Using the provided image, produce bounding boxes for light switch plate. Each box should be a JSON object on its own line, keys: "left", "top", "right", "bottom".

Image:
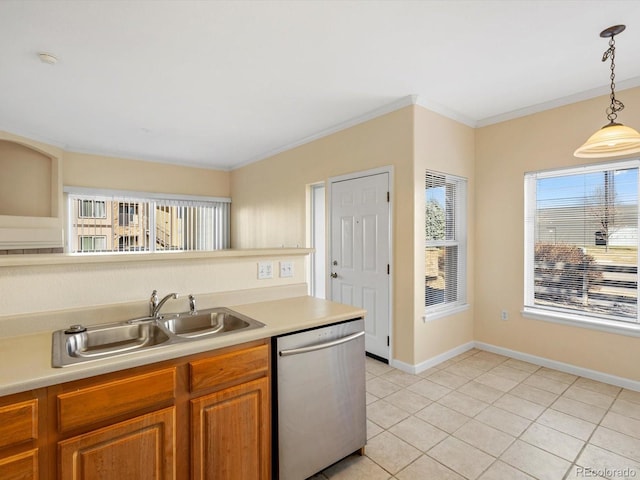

{"left": 280, "top": 261, "right": 294, "bottom": 278}
{"left": 258, "top": 261, "right": 273, "bottom": 279}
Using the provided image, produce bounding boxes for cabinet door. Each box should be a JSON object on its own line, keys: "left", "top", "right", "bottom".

{"left": 0, "top": 449, "right": 38, "bottom": 480}
{"left": 58, "top": 407, "right": 175, "bottom": 480}
{"left": 191, "top": 377, "right": 270, "bottom": 480}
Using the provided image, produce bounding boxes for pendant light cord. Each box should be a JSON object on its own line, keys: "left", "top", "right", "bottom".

{"left": 602, "top": 35, "right": 624, "bottom": 124}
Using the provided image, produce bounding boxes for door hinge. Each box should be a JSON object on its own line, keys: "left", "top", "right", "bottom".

{"left": 387, "top": 264, "right": 390, "bottom": 275}
{"left": 387, "top": 191, "right": 390, "bottom": 202}
{"left": 387, "top": 336, "right": 390, "bottom": 347}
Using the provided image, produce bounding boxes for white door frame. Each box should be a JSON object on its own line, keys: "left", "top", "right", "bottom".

{"left": 327, "top": 166, "right": 394, "bottom": 361}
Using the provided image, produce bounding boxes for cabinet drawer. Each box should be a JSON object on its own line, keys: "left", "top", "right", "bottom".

{"left": 190, "top": 344, "right": 268, "bottom": 393}
{"left": 0, "top": 449, "right": 38, "bottom": 480}
{"left": 58, "top": 367, "right": 176, "bottom": 433}
{"left": 0, "top": 400, "right": 37, "bottom": 449}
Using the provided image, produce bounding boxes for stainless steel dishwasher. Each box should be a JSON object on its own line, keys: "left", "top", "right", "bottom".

{"left": 274, "top": 318, "right": 366, "bottom": 480}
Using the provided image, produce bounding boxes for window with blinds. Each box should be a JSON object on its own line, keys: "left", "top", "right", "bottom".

{"left": 425, "top": 171, "right": 467, "bottom": 314}
{"left": 524, "top": 159, "right": 639, "bottom": 325}
{"left": 66, "top": 188, "right": 230, "bottom": 254}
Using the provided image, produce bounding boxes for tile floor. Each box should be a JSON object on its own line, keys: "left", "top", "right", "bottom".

{"left": 309, "top": 349, "right": 640, "bottom": 480}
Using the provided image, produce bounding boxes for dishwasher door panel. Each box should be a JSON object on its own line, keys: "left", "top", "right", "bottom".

{"left": 276, "top": 319, "right": 366, "bottom": 480}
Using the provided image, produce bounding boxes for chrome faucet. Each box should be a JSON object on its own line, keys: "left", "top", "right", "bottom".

{"left": 149, "top": 290, "right": 179, "bottom": 318}
{"left": 188, "top": 294, "right": 197, "bottom": 315}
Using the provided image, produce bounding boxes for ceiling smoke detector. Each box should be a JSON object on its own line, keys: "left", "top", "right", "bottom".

{"left": 38, "top": 52, "right": 58, "bottom": 65}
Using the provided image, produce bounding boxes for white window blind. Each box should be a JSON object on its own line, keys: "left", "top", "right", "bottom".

{"left": 425, "top": 171, "right": 467, "bottom": 314}
{"left": 66, "top": 188, "right": 230, "bottom": 254}
{"left": 524, "top": 159, "right": 639, "bottom": 325}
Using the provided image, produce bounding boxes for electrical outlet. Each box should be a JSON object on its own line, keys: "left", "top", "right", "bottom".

{"left": 501, "top": 310, "right": 509, "bottom": 321}
{"left": 280, "top": 261, "right": 294, "bottom": 278}
{"left": 258, "top": 261, "right": 273, "bottom": 280}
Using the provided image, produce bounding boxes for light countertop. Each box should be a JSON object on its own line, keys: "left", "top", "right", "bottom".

{"left": 0, "top": 296, "right": 365, "bottom": 397}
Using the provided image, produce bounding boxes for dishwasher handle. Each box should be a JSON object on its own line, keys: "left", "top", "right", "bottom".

{"left": 279, "top": 330, "right": 364, "bottom": 357}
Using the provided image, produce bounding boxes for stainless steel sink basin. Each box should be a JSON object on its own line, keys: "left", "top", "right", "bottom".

{"left": 52, "top": 307, "right": 265, "bottom": 367}
{"left": 161, "top": 308, "right": 265, "bottom": 339}
{"left": 53, "top": 321, "right": 171, "bottom": 366}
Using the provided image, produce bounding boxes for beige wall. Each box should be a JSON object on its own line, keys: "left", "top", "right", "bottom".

{"left": 413, "top": 107, "right": 476, "bottom": 365}
{"left": 232, "top": 107, "right": 416, "bottom": 363}
{"left": 64, "top": 151, "right": 230, "bottom": 197}
{"left": 475, "top": 86, "right": 640, "bottom": 381}
{"left": 231, "top": 105, "right": 475, "bottom": 366}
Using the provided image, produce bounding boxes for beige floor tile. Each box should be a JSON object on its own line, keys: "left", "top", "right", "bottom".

{"left": 500, "top": 440, "right": 571, "bottom": 480}
{"left": 427, "top": 436, "right": 495, "bottom": 480}
{"left": 406, "top": 378, "right": 452, "bottom": 401}
{"left": 367, "top": 377, "right": 404, "bottom": 398}
{"left": 366, "top": 371, "right": 376, "bottom": 382}
{"left": 473, "top": 351, "right": 509, "bottom": 363}
{"left": 389, "top": 416, "right": 448, "bottom": 452}
{"left": 619, "top": 389, "right": 640, "bottom": 405}
{"left": 457, "top": 381, "right": 503, "bottom": 403}
{"left": 601, "top": 411, "right": 640, "bottom": 440}
{"left": 509, "top": 383, "right": 558, "bottom": 407}
{"left": 475, "top": 405, "right": 531, "bottom": 437}
{"left": 536, "top": 367, "right": 578, "bottom": 384}
{"left": 366, "top": 392, "right": 379, "bottom": 405}
{"left": 396, "top": 454, "right": 464, "bottom": 480}
{"left": 574, "top": 377, "right": 622, "bottom": 397}
{"left": 590, "top": 426, "right": 640, "bottom": 462}
{"left": 367, "top": 419, "right": 384, "bottom": 440}
{"left": 453, "top": 420, "right": 515, "bottom": 457}
{"left": 443, "top": 362, "right": 486, "bottom": 379}
{"left": 478, "top": 461, "right": 534, "bottom": 480}
{"left": 437, "top": 358, "right": 464, "bottom": 369}
{"left": 536, "top": 408, "right": 596, "bottom": 441}
{"left": 415, "top": 402, "right": 471, "bottom": 434}
{"left": 365, "top": 431, "right": 421, "bottom": 475}
{"left": 474, "top": 372, "right": 519, "bottom": 392}
{"left": 503, "top": 358, "right": 540, "bottom": 373}
{"left": 493, "top": 393, "right": 545, "bottom": 420}
{"left": 611, "top": 398, "right": 640, "bottom": 421}
{"left": 427, "top": 370, "right": 470, "bottom": 389}
{"left": 384, "top": 389, "right": 432, "bottom": 414}
{"left": 456, "top": 356, "right": 499, "bottom": 372}
{"left": 523, "top": 373, "right": 570, "bottom": 394}
{"left": 308, "top": 472, "right": 329, "bottom": 479}
{"left": 577, "top": 444, "right": 640, "bottom": 479}
{"left": 322, "top": 453, "right": 391, "bottom": 480}
{"left": 520, "top": 423, "right": 584, "bottom": 461}
{"left": 562, "top": 385, "right": 615, "bottom": 409}
{"left": 367, "top": 399, "right": 410, "bottom": 429}
{"left": 438, "top": 391, "right": 490, "bottom": 417}
{"left": 417, "top": 366, "right": 442, "bottom": 378}
{"left": 380, "top": 369, "right": 423, "bottom": 388}
{"left": 366, "top": 357, "right": 394, "bottom": 376}
{"left": 551, "top": 396, "right": 607, "bottom": 423}
{"left": 488, "top": 364, "right": 532, "bottom": 383}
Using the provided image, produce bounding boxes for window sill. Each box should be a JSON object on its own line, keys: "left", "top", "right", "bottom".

{"left": 0, "top": 248, "right": 313, "bottom": 268}
{"left": 522, "top": 307, "right": 640, "bottom": 338}
{"left": 424, "top": 303, "right": 470, "bottom": 322}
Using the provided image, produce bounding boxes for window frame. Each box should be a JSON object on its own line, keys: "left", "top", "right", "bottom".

{"left": 523, "top": 159, "right": 640, "bottom": 337}
{"left": 424, "top": 170, "right": 468, "bottom": 320}
{"left": 78, "top": 235, "right": 107, "bottom": 252}
{"left": 78, "top": 199, "right": 107, "bottom": 219}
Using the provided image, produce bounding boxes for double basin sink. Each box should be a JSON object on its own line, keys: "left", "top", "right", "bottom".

{"left": 52, "top": 307, "right": 265, "bottom": 367}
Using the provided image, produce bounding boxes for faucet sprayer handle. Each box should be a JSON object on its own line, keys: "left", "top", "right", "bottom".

{"left": 188, "top": 294, "right": 197, "bottom": 315}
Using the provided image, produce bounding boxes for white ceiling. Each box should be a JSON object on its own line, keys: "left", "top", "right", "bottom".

{"left": 1, "top": 0, "right": 640, "bottom": 170}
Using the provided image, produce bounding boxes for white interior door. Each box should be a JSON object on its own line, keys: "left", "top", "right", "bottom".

{"left": 330, "top": 172, "right": 390, "bottom": 359}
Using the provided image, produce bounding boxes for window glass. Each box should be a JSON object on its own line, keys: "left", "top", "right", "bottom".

{"left": 525, "top": 161, "right": 639, "bottom": 324}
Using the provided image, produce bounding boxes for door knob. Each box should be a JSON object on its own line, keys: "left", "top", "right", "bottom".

{"left": 330, "top": 272, "right": 338, "bottom": 278}
{"left": 333, "top": 260, "right": 338, "bottom": 266}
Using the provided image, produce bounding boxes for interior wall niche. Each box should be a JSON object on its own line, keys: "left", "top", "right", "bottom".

{"left": 0, "top": 140, "right": 53, "bottom": 217}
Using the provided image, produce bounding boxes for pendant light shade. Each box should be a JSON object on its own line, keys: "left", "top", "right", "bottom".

{"left": 575, "top": 25, "right": 640, "bottom": 159}
{"left": 574, "top": 122, "right": 640, "bottom": 158}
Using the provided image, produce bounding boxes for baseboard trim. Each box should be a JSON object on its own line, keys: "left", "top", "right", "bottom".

{"left": 390, "top": 341, "right": 476, "bottom": 375}
{"left": 475, "top": 342, "right": 640, "bottom": 392}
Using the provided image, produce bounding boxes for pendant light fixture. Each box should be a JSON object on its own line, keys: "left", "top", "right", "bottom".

{"left": 574, "top": 25, "right": 640, "bottom": 158}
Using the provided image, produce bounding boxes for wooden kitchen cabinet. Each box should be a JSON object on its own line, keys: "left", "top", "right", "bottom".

{"left": 0, "top": 389, "right": 47, "bottom": 480}
{"left": 58, "top": 407, "right": 175, "bottom": 480}
{"left": 19, "top": 338, "right": 271, "bottom": 480}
